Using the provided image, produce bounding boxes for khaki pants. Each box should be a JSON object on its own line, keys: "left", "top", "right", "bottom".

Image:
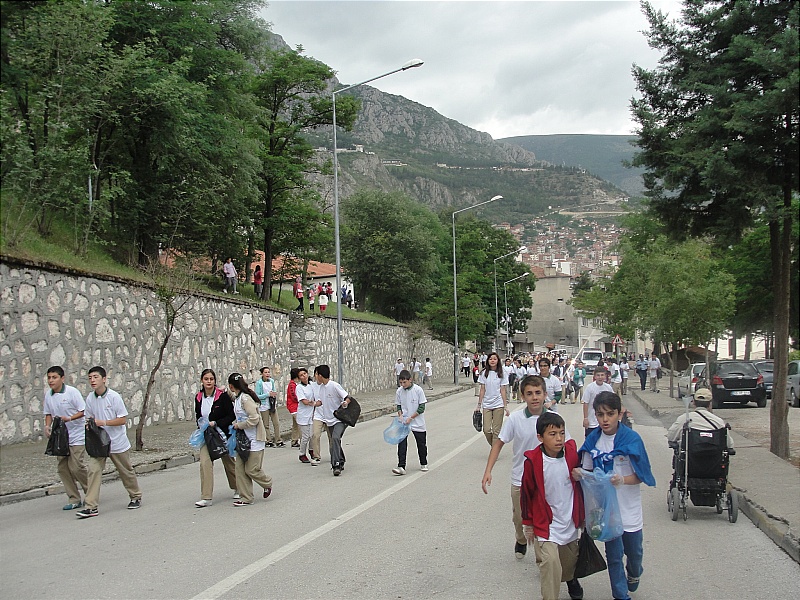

{"left": 261, "top": 410, "right": 281, "bottom": 444}
{"left": 198, "top": 444, "right": 237, "bottom": 500}
{"left": 650, "top": 376, "right": 659, "bottom": 392}
{"left": 482, "top": 407, "right": 505, "bottom": 446}
{"left": 85, "top": 450, "right": 141, "bottom": 510}
{"left": 621, "top": 378, "right": 628, "bottom": 395}
{"left": 58, "top": 445, "right": 89, "bottom": 503}
{"left": 532, "top": 537, "right": 579, "bottom": 600}
{"left": 612, "top": 381, "right": 622, "bottom": 396}
{"left": 290, "top": 413, "right": 300, "bottom": 444}
{"left": 573, "top": 385, "right": 584, "bottom": 404}
{"left": 311, "top": 420, "right": 327, "bottom": 460}
{"left": 510, "top": 485, "right": 527, "bottom": 545}
{"left": 234, "top": 449, "right": 272, "bottom": 504}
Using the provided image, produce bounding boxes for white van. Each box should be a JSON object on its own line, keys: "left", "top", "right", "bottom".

{"left": 577, "top": 348, "right": 604, "bottom": 374}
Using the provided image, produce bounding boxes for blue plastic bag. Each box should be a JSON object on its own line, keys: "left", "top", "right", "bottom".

{"left": 189, "top": 418, "right": 209, "bottom": 448}
{"left": 227, "top": 424, "right": 238, "bottom": 457}
{"left": 383, "top": 417, "right": 410, "bottom": 445}
{"left": 579, "top": 469, "right": 624, "bottom": 542}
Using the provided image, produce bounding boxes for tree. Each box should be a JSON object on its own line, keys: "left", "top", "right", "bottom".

{"left": 251, "top": 47, "right": 358, "bottom": 299}
{"left": 631, "top": 0, "right": 798, "bottom": 456}
{"left": 340, "top": 190, "right": 443, "bottom": 321}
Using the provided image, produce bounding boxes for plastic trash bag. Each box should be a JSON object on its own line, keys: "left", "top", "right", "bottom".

{"left": 383, "top": 417, "right": 410, "bottom": 445}
{"left": 204, "top": 426, "right": 228, "bottom": 461}
{"left": 579, "top": 469, "right": 624, "bottom": 542}
{"left": 189, "top": 417, "right": 209, "bottom": 448}
{"left": 85, "top": 418, "right": 111, "bottom": 458}
{"left": 227, "top": 425, "right": 238, "bottom": 458}
{"left": 235, "top": 428, "right": 251, "bottom": 462}
{"left": 45, "top": 416, "right": 70, "bottom": 457}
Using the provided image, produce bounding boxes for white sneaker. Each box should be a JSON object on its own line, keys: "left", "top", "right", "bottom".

{"left": 195, "top": 499, "right": 212, "bottom": 508}
{"left": 311, "top": 458, "right": 321, "bottom": 466}
{"left": 420, "top": 465, "right": 429, "bottom": 472}
{"left": 232, "top": 492, "right": 241, "bottom": 500}
{"left": 392, "top": 467, "right": 406, "bottom": 476}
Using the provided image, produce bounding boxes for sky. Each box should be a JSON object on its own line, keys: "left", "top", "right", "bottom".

{"left": 261, "top": 0, "right": 684, "bottom": 139}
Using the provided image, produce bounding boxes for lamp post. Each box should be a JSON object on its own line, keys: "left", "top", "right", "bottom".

{"left": 452, "top": 194, "right": 503, "bottom": 383}
{"left": 504, "top": 273, "right": 529, "bottom": 354}
{"left": 493, "top": 246, "right": 526, "bottom": 352}
{"left": 332, "top": 59, "right": 423, "bottom": 386}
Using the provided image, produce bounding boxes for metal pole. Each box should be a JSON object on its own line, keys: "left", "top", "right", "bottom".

{"left": 452, "top": 213, "right": 459, "bottom": 384}
{"left": 494, "top": 263, "right": 499, "bottom": 353}
{"left": 332, "top": 93, "right": 344, "bottom": 385}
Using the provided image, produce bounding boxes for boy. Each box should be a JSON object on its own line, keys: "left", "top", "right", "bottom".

{"left": 43, "top": 366, "right": 89, "bottom": 510}
{"left": 391, "top": 370, "right": 428, "bottom": 475}
{"left": 77, "top": 366, "right": 142, "bottom": 518}
{"left": 574, "top": 392, "right": 656, "bottom": 600}
{"left": 581, "top": 368, "right": 613, "bottom": 438}
{"left": 481, "top": 375, "right": 572, "bottom": 560}
{"left": 538, "top": 358, "right": 563, "bottom": 409}
{"left": 521, "top": 412, "right": 585, "bottom": 600}
{"left": 423, "top": 358, "right": 434, "bottom": 390}
{"left": 294, "top": 368, "right": 318, "bottom": 463}
{"left": 311, "top": 364, "right": 352, "bottom": 476}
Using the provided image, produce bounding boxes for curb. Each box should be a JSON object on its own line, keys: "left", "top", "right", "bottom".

{"left": 630, "top": 389, "right": 800, "bottom": 564}
{"left": 0, "top": 385, "right": 472, "bottom": 507}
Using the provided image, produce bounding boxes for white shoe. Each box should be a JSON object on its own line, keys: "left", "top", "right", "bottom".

{"left": 311, "top": 458, "right": 321, "bottom": 466}
{"left": 420, "top": 465, "right": 429, "bottom": 472}
{"left": 195, "top": 499, "right": 212, "bottom": 508}
{"left": 392, "top": 467, "right": 406, "bottom": 476}
{"left": 232, "top": 492, "right": 241, "bottom": 500}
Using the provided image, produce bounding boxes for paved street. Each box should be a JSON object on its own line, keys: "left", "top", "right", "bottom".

{"left": 1, "top": 390, "right": 798, "bottom": 600}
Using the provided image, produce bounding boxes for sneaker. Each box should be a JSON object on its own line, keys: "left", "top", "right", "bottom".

{"left": 223, "top": 290, "right": 228, "bottom": 294}
{"left": 76, "top": 507, "right": 98, "bottom": 519}
{"left": 265, "top": 442, "right": 275, "bottom": 448}
{"left": 232, "top": 500, "right": 251, "bottom": 507}
{"left": 420, "top": 465, "right": 429, "bottom": 472}
{"left": 233, "top": 492, "right": 241, "bottom": 499}
{"left": 567, "top": 578, "right": 584, "bottom": 600}
{"left": 291, "top": 441, "right": 300, "bottom": 448}
{"left": 514, "top": 542, "right": 527, "bottom": 559}
{"left": 392, "top": 466, "right": 406, "bottom": 476}
{"left": 299, "top": 454, "right": 310, "bottom": 463}
{"left": 627, "top": 576, "right": 640, "bottom": 593}
{"left": 310, "top": 457, "right": 321, "bottom": 466}
{"left": 276, "top": 442, "right": 285, "bottom": 448}
{"left": 194, "top": 499, "right": 213, "bottom": 508}
{"left": 263, "top": 488, "right": 272, "bottom": 499}
{"left": 63, "top": 501, "right": 83, "bottom": 511}
{"left": 333, "top": 467, "right": 342, "bottom": 476}
{"left": 127, "top": 498, "right": 141, "bottom": 510}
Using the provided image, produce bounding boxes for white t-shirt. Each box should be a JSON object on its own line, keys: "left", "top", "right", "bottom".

{"left": 295, "top": 383, "right": 315, "bottom": 426}
{"left": 84, "top": 388, "right": 130, "bottom": 453}
{"left": 583, "top": 432, "right": 643, "bottom": 532}
{"left": 43, "top": 384, "right": 86, "bottom": 445}
{"left": 233, "top": 394, "right": 265, "bottom": 452}
{"left": 425, "top": 361, "right": 433, "bottom": 377}
{"left": 200, "top": 394, "right": 214, "bottom": 420}
{"left": 620, "top": 362, "right": 630, "bottom": 380}
{"left": 526, "top": 363, "right": 539, "bottom": 376}
{"left": 462, "top": 357, "right": 471, "bottom": 368}
{"left": 411, "top": 361, "right": 421, "bottom": 374}
{"left": 312, "top": 380, "right": 348, "bottom": 425}
{"left": 647, "top": 357, "right": 661, "bottom": 378}
{"left": 478, "top": 370, "right": 508, "bottom": 410}
{"left": 319, "top": 294, "right": 329, "bottom": 307}
{"left": 499, "top": 408, "right": 572, "bottom": 486}
{"left": 502, "top": 364, "right": 513, "bottom": 380}
{"left": 394, "top": 362, "right": 406, "bottom": 376}
{"left": 255, "top": 377, "right": 275, "bottom": 413}
{"left": 541, "top": 454, "right": 580, "bottom": 545}
{"left": 395, "top": 384, "right": 427, "bottom": 432}
{"left": 543, "top": 374, "right": 563, "bottom": 402}
{"left": 581, "top": 381, "right": 614, "bottom": 428}
{"left": 609, "top": 363, "right": 622, "bottom": 383}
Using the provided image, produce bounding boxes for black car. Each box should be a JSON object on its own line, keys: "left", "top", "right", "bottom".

{"left": 753, "top": 360, "right": 774, "bottom": 399}
{"left": 699, "top": 360, "right": 767, "bottom": 408}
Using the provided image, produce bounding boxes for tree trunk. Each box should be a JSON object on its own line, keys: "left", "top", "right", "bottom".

{"left": 744, "top": 332, "right": 752, "bottom": 360}
{"left": 670, "top": 342, "right": 678, "bottom": 398}
{"left": 135, "top": 320, "right": 173, "bottom": 451}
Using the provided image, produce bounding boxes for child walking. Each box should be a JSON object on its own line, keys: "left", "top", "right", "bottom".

{"left": 573, "top": 392, "right": 655, "bottom": 600}
{"left": 520, "top": 411, "right": 585, "bottom": 600}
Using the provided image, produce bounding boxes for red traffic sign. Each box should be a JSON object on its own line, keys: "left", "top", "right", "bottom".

{"left": 612, "top": 334, "right": 624, "bottom": 346}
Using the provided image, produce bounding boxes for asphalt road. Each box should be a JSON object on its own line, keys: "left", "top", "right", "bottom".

{"left": 1, "top": 390, "right": 798, "bottom": 600}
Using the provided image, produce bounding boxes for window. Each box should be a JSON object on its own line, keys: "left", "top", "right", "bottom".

{"left": 582, "top": 318, "right": 588, "bottom": 327}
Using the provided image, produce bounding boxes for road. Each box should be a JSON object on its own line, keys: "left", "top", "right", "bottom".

{"left": 1, "top": 390, "right": 798, "bottom": 600}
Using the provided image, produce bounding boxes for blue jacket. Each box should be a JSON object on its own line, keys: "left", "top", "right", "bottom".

{"left": 579, "top": 423, "right": 656, "bottom": 487}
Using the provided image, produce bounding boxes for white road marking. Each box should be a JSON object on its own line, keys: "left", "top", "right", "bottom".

{"left": 190, "top": 432, "right": 483, "bottom": 600}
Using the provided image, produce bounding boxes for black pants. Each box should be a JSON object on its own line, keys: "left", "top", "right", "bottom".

{"left": 638, "top": 370, "right": 647, "bottom": 390}
{"left": 296, "top": 297, "right": 304, "bottom": 311}
{"left": 397, "top": 430, "right": 427, "bottom": 468}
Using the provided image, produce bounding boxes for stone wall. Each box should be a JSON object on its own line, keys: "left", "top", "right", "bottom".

{"left": 0, "top": 259, "right": 453, "bottom": 444}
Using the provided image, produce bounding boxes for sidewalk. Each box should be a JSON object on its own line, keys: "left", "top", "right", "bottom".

{"left": 629, "top": 385, "right": 800, "bottom": 563}
{"left": 0, "top": 378, "right": 472, "bottom": 504}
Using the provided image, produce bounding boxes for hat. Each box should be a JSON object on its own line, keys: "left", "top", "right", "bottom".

{"left": 694, "top": 388, "right": 713, "bottom": 402}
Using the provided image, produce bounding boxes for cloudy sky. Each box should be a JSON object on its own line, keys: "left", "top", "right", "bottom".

{"left": 261, "top": 0, "right": 683, "bottom": 139}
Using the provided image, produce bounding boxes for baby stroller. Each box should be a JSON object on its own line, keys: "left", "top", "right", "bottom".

{"left": 667, "top": 419, "right": 738, "bottom": 523}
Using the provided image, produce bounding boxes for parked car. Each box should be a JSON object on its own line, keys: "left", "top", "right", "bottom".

{"left": 698, "top": 360, "right": 767, "bottom": 408}
{"left": 578, "top": 348, "right": 604, "bottom": 375}
{"left": 678, "top": 362, "right": 705, "bottom": 397}
{"left": 787, "top": 360, "right": 800, "bottom": 408}
{"left": 753, "top": 360, "right": 774, "bottom": 399}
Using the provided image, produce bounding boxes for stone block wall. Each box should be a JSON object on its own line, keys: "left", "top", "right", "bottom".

{"left": 0, "top": 259, "right": 453, "bottom": 444}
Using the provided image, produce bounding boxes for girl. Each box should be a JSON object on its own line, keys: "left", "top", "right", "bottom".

{"left": 193, "top": 369, "right": 238, "bottom": 508}
{"left": 228, "top": 373, "right": 274, "bottom": 506}
{"left": 253, "top": 265, "right": 263, "bottom": 298}
{"left": 476, "top": 352, "right": 509, "bottom": 446}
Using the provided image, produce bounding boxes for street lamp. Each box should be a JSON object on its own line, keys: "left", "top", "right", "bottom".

{"left": 493, "top": 246, "right": 526, "bottom": 352}
{"left": 452, "top": 194, "right": 503, "bottom": 383}
{"left": 332, "top": 59, "right": 423, "bottom": 386}
{"left": 504, "top": 273, "right": 529, "bottom": 354}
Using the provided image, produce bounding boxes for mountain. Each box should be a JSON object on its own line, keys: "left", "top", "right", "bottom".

{"left": 500, "top": 134, "right": 646, "bottom": 197}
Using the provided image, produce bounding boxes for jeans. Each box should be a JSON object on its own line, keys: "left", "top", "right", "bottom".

{"left": 638, "top": 371, "right": 647, "bottom": 390}
{"left": 605, "top": 529, "right": 643, "bottom": 600}
{"left": 397, "top": 430, "right": 427, "bottom": 468}
{"left": 328, "top": 422, "right": 347, "bottom": 467}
